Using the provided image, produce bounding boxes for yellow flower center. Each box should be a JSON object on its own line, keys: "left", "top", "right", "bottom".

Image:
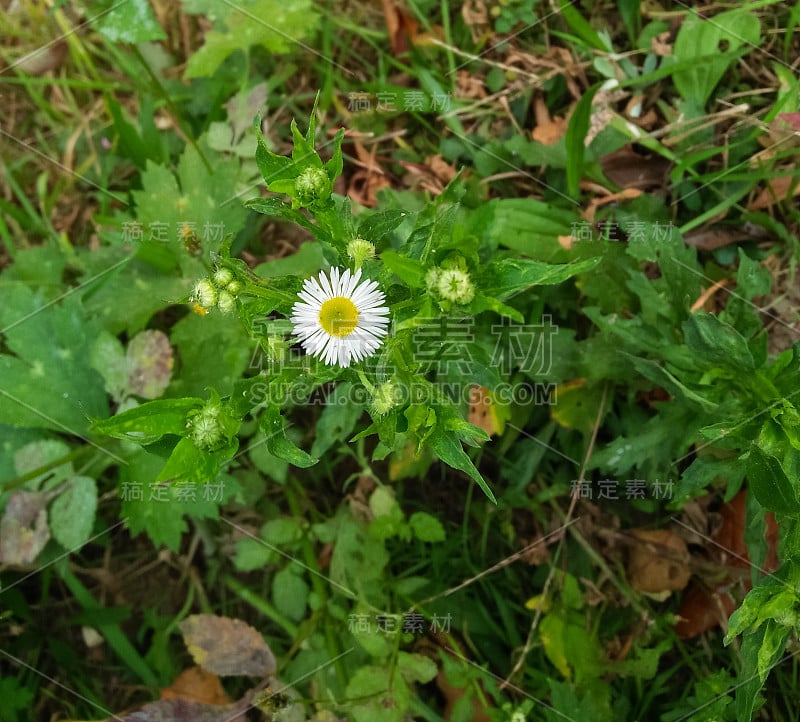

{"left": 319, "top": 297, "right": 360, "bottom": 337}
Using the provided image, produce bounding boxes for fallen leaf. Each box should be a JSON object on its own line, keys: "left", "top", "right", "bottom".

{"left": 161, "top": 667, "right": 232, "bottom": 706}
{"left": 600, "top": 145, "right": 671, "bottom": 190}
{"left": 684, "top": 229, "right": 752, "bottom": 251}
{"left": 627, "top": 529, "right": 691, "bottom": 596}
{"left": 531, "top": 96, "right": 567, "bottom": 146}
{"left": 0, "top": 491, "right": 50, "bottom": 565}
{"left": 127, "top": 330, "right": 174, "bottom": 399}
{"left": 119, "top": 697, "right": 248, "bottom": 722}
{"left": 748, "top": 174, "right": 800, "bottom": 210}
{"left": 178, "top": 614, "right": 277, "bottom": 677}
{"left": 674, "top": 585, "right": 736, "bottom": 639}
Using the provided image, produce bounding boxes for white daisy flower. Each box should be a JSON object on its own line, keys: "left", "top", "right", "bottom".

{"left": 290, "top": 267, "right": 390, "bottom": 368}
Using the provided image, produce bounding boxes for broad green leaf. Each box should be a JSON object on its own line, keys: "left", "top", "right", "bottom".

{"left": 310, "top": 383, "right": 365, "bottom": 457}
{"left": 673, "top": 10, "right": 760, "bottom": 106}
{"left": 408, "top": 512, "right": 445, "bottom": 542}
{"left": 260, "top": 407, "right": 318, "bottom": 468}
{"left": 184, "top": 0, "right": 319, "bottom": 78}
{"left": 735, "top": 621, "right": 787, "bottom": 722}
{"left": 49, "top": 476, "right": 97, "bottom": 550}
{"left": 0, "top": 285, "right": 108, "bottom": 434}
{"left": 469, "top": 198, "right": 578, "bottom": 261}
{"left": 397, "top": 652, "right": 438, "bottom": 683}
{"left": 683, "top": 312, "right": 755, "bottom": 372}
{"left": 746, "top": 446, "right": 800, "bottom": 514}
{"left": 90, "top": 330, "right": 128, "bottom": 402}
{"left": 481, "top": 257, "right": 601, "bottom": 299}
{"left": 254, "top": 242, "right": 326, "bottom": 279}
{"left": 155, "top": 437, "right": 237, "bottom": 485}
{"left": 272, "top": 566, "right": 309, "bottom": 622}
{"left": 92, "top": 398, "right": 204, "bottom": 444}
{"left": 737, "top": 249, "right": 772, "bottom": 300}
{"left": 94, "top": 0, "right": 166, "bottom": 44}
{"left": 381, "top": 250, "right": 426, "bottom": 288}
{"left": 358, "top": 209, "right": 409, "bottom": 244}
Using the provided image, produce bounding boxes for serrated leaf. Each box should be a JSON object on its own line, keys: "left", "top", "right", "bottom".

{"left": 429, "top": 428, "right": 496, "bottom": 504}
{"left": 49, "top": 476, "right": 97, "bottom": 550}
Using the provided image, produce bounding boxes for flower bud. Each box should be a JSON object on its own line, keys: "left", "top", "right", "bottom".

{"left": 192, "top": 279, "right": 217, "bottom": 309}
{"left": 371, "top": 381, "right": 400, "bottom": 417}
{"left": 188, "top": 404, "right": 223, "bottom": 449}
{"left": 294, "top": 167, "right": 332, "bottom": 206}
{"left": 217, "top": 291, "right": 235, "bottom": 314}
{"left": 213, "top": 268, "right": 233, "bottom": 287}
{"left": 437, "top": 268, "right": 475, "bottom": 304}
{"left": 347, "top": 238, "right": 376, "bottom": 269}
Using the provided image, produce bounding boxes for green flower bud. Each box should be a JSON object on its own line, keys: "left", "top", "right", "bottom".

{"left": 217, "top": 291, "right": 235, "bottom": 314}
{"left": 371, "top": 381, "right": 400, "bottom": 417}
{"left": 347, "top": 238, "right": 376, "bottom": 269}
{"left": 213, "top": 268, "right": 233, "bottom": 287}
{"left": 192, "top": 279, "right": 217, "bottom": 309}
{"left": 188, "top": 404, "right": 223, "bottom": 449}
{"left": 437, "top": 268, "right": 475, "bottom": 304}
{"left": 425, "top": 267, "right": 441, "bottom": 292}
{"left": 294, "top": 167, "right": 332, "bottom": 206}
{"left": 226, "top": 280, "right": 241, "bottom": 295}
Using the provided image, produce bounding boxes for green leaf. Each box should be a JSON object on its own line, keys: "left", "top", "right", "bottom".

{"left": 184, "top": 0, "right": 319, "bottom": 78}
{"left": 397, "top": 651, "right": 438, "bottom": 683}
{"left": 94, "top": 0, "right": 166, "bottom": 44}
{"left": 735, "top": 621, "right": 788, "bottom": 722}
{"left": 92, "top": 398, "right": 204, "bottom": 444}
{"left": 156, "top": 437, "right": 237, "bottom": 485}
{"left": 254, "top": 242, "right": 326, "bottom": 279}
{"left": 736, "top": 249, "right": 772, "bottom": 300}
{"left": 310, "top": 383, "right": 365, "bottom": 457}
{"left": 272, "top": 566, "right": 309, "bottom": 622}
{"left": 381, "top": 250, "right": 426, "bottom": 288}
{"left": 234, "top": 538, "right": 274, "bottom": 571}
{"left": 746, "top": 446, "right": 800, "bottom": 514}
{"left": 673, "top": 9, "right": 760, "bottom": 106}
{"left": 49, "top": 476, "right": 97, "bottom": 550}
{"left": 260, "top": 406, "right": 318, "bottom": 468}
{"left": 481, "top": 257, "right": 601, "bottom": 299}
{"left": 469, "top": 198, "right": 578, "bottom": 261}
{"left": 0, "top": 285, "right": 108, "bottom": 434}
{"left": 429, "top": 428, "right": 496, "bottom": 504}
{"left": 261, "top": 518, "right": 304, "bottom": 546}
{"left": 90, "top": 331, "right": 128, "bottom": 402}
{"left": 565, "top": 83, "right": 601, "bottom": 196}
{"left": 408, "top": 512, "right": 446, "bottom": 542}
{"left": 683, "top": 313, "right": 755, "bottom": 372}
{"left": 358, "top": 210, "right": 409, "bottom": 244}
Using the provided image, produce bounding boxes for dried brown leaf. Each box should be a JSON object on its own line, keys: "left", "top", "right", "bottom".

{"left": 179, "top": 614, "right": 276, "bottom": 677}
{"left": 0, "top": 491, "right": 50, "bottom": 565}
{"left": 627, "top": 529, "right": 691, "bottom": 596}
